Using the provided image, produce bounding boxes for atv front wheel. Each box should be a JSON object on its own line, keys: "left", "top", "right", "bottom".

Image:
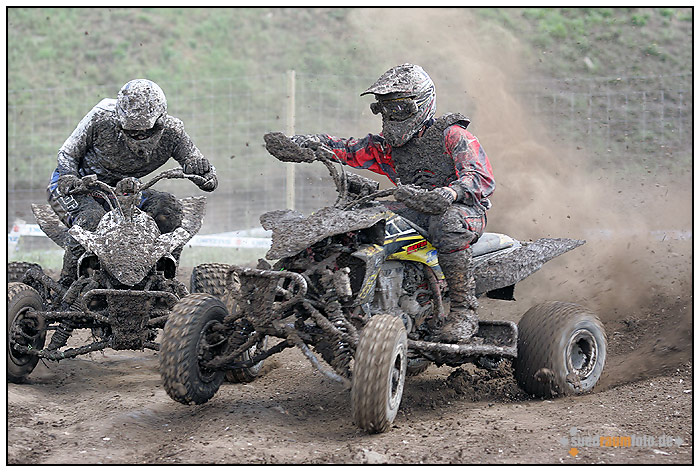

{"left": 159, "top": 293, "right": 228, "bottom": 404}
{"left": 190, "top": 264, "right": 266, "bottom": 383}
{"left": 352, "top": 314, "right": 408, "bottom": 433}
{"left": 514, "top": 301, "right": 606, "bottom": 398}
{"left": 8, "top": 282, "right": 46, "bottom": 383}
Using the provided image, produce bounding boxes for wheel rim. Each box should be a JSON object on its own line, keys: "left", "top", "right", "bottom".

{"left": 245, "top": 336, "right": 267, "bottom": 373}
{"left": 9, "top": 307, "right": 42, "bottom": 367}
{"left": 388, "top": 345, "right": 407, "bottom": 411}
{"left": 566, "top": 328, "right": 598, "bottom": 381}
{"left": 197, "top": 319, "right": 227, "bottom": 383}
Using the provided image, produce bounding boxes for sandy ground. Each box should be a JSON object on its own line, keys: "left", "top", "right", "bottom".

{"left": 7, "top": 234, "right": 692, "bottom": 465}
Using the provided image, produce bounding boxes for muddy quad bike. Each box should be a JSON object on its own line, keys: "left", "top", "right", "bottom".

{"left": 159, "top": 134, "right": 606, "bottom": 433}
{"left": 7, "top": 168, "right": 208, "bottom": 383}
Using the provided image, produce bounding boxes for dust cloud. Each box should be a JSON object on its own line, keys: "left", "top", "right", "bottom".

{"left": 348, "top": 8, "right": 692, "bottom": 381}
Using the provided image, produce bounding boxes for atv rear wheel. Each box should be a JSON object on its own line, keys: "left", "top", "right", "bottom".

{"left": 514, "top": 301, "right": 606, "bottom": 398}
{"left": 8, "top": 282, "right": 46, "bottom": 383}
{"left": 352, "top": 314, "right": 407, "bottom": 433}
{"left": 159, "top": 293, "right": 228, "bottom": 404}
{"left": 8, "top": 261, "right": 42, "bottom": 283}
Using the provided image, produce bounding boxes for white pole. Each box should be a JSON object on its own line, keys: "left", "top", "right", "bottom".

{"left": 286, "top": 70, "right": 296, "bottom": 210}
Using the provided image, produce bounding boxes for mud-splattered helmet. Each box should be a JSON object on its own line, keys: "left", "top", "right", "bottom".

{"left": 116, "top": 79, "right": 167, "bottom": 157}
{"left": 361, "top": 64, "right": 436, "bottom": 147}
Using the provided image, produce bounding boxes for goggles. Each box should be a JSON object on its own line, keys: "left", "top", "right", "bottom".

{"left": 121, "top": 116, "right": 165, "bottom": 141}
{"left": 370, "top": 98, "right": 418, "bottom": 121}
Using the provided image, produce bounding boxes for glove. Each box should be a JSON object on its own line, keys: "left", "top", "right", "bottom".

{"left": 394, "top": 184, "right": 455, "bottom": 215}
{"left": 57, "top": 174, "right": 82, "bottom": 195}
{"left": 196, "top": 171, "right": 218, "bottom": 192}
{"left": 264, "top": 132, "right": 316, "bottom": 163}
{"left": 115, "top": 177, "right": 140, "bottom": 195}
{"left": 183, "top": 156, "right": 211, "bottom": 176}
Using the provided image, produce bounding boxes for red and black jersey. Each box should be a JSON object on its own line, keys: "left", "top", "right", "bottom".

{"left": 297, "top": 116, "right": 495, "bottom": 209}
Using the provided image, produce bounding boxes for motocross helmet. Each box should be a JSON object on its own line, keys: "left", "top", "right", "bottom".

{"left": 116, "top": 79, "right": 167, "bottom": 157}
{"left": 361, "top": 64, "right": 436, "bottom": 147}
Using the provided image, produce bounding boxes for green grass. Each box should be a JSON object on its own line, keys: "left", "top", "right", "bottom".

{"left": 473, "top": 7, "right": 691, "bottom": 79}
{"left": 9, "top": 249, "right": 64, "bottom": 270}
{"left": 7, "top": 6, "right": 691, "bottom": 190}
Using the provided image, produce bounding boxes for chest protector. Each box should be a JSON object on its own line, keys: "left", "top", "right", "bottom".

{"left": 392, "top": 113, "right": 471, "bottom": 189}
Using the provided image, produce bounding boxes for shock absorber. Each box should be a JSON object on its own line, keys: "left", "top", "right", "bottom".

{"left": 47, "top": 321, "right": 74, "bottom": 350}
{"left": 49, "top": 278, "right": 93, "bottom": 351}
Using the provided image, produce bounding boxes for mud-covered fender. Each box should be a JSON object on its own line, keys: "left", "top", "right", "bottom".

{"left": 178, "top": 196, "right": 206, "bottom": 242}
{"left": 261, "top": 204, "right": 392, "bottom": 260}
{"left": 68, "top": 209, "right": 192, "bottom": 286}
{"left": 473, "top": 238, "right": 584, "bottom": 297}
{"left": 31, "top": 204, "right": 69, "bottom": 248}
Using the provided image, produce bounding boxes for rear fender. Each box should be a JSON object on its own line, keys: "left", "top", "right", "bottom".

{"left": 473, "top": 238, "right": 584, "bottom": 297}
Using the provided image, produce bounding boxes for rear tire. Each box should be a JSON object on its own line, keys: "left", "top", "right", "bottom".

{"left": 159, "top": 294, "right": 228, "bottom": 405}
{"left": 514, "top": 301, "right": 606, "bottom": 398}
{"left": 352, "top": 315, "right": 407, "bottom": 433}
{"left": 8, "top": 282, "right": 46, "bottom": 383}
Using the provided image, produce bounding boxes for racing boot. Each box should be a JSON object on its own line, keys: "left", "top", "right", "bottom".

{"left": 434, "top": 247, "right": 479, "bottom": 343}
{"left": 57, "top": 241, "right": 81, "bottom": 288}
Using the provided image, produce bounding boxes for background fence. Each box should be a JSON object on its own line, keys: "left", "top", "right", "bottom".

{"left": 7, "top": 72, "right": 692, "bottom": 264}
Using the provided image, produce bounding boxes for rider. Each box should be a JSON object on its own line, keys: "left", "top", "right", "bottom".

{"left": 289, "top": 64, "right": 495, "bottom": 343}
{"left": 47, "top": 79, "right": 218, "bottom": 287}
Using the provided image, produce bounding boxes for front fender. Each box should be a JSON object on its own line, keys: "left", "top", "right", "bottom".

{"left": 261, "top": 204, "right": 393, "bottom": 260}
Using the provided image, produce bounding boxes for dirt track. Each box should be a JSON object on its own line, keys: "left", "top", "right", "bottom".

{"left": 7, "top": 236, "right": 692, "bottom": 465}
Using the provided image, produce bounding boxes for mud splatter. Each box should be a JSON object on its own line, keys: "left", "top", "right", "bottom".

{"left": 445, "top": 362, "right": 528, "bottom": 402}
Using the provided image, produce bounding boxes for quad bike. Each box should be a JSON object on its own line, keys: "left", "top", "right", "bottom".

{"left": 7, "top": 168, "right": 208, "bottom": 383}
{"left": 159, "top": 134, "right": 607, "bottom": 433}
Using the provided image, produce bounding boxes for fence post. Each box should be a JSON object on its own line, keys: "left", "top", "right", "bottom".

{"left": 286, "top": 69, "right": 296, "bottom": 210}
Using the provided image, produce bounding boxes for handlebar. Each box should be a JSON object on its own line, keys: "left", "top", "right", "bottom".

{"left": 68, "top": 167, "right": 207, "bottom": 196}
{"left": 66, "top": 167, "right": 209, "bottom": 221}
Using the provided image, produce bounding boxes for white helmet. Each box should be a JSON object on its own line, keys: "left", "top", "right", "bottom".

{"left": 116, "top": 79, "right": 167, "bottom": 130}
{"left": 116, "top": 79, "right": 167, "bottom": 156}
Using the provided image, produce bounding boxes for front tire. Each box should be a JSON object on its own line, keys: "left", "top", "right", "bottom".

{"left": 352, "top": 314, "right": 408, "bottom": 433}
{"left": 159, "top": 294, "right": 228, "bottom": 405}
{"left": 190, "top": 264, "right": 266, "bottom": 383}
{"left": 8, "top": 282, "right": 46, "bottom": 383}
{"left": 514, "top": 301, "right": 607, "bottom": 398}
